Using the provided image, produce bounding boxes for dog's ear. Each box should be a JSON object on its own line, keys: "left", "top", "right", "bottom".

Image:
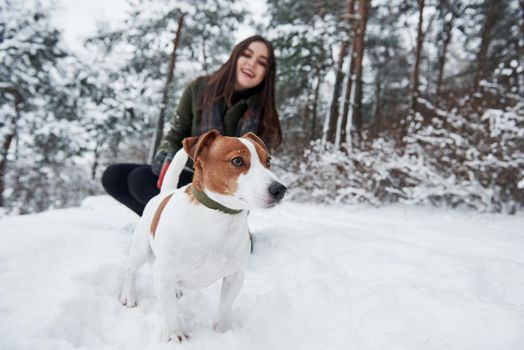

{"left": 183, "top": 129, "right": 220, "bottom": 161}
{"left": 242, "top": 132, "right": 269, "bottom": 153}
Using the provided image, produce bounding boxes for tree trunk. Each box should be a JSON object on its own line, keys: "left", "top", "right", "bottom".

{"left": 148, "top": 14, "right": 185, "bottom": 163}
{"left": 435, "top": 5, "right": 455, "bottom": 105}
{"left": 516, "top": 0, "right": 524, "bottom": 95}
{"left": 340, "top": 54, "right": 355, "bottom": 147}
{"left": 91, "top": 140, "right": 101, "bottom": 180}
{"left": 326, "top": 41, "right": 349, "bottom": 144}
{"left": 311, "top": 67, "right": 323, "bottom": 140}
{"left": 303, "top": 102, "right": 310, "bottom": 140}
{"left": 411, "top": 0, "right": 426, "bottom": 112}
{"left": 473, "top": 0, "right": 497, "bottom": 92}
{"left": 350, "top": 0, "right": 369, "bottom": 148}
{"left": 339, "top": 0, "right": 357, "bottom": 148}
{"left": 371, "top": 72, "right": 382, "bottom": 138}
{"left": 0, "top": 85, "right": 23, "bottom": 208}
{"left": 0, "top": 133, "right": 15, "bottom": 208}
{"left": 202, "top": 36, "right": 209, "bottom": 73}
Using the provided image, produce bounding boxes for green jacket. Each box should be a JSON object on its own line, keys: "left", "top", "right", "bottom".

{"left": 158, "top": 76, "right": 256, "bottom": 155}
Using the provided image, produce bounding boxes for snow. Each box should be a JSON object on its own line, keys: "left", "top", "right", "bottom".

{"left": 1, "top": 196, "right": 524, "bottom": 350}
{"left": 52, "top": 0, "right": 130, "bottom": 56}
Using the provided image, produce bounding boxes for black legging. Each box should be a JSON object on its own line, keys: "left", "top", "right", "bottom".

{"left": 101, "top": 163, "right": 193, "bottom": 216}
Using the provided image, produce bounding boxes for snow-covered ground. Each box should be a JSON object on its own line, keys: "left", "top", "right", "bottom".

{"left": 1, "top": 196, "right": 524, "bottom": 350}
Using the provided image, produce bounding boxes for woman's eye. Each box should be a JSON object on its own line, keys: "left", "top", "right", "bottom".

{"left": 231, "top": 157, "right": 244, "bottom": 167}
{"left": 258, "top": 60, "right": 267, "bottom": 67}
{"left": 242, "top": 52, "right": 252, "bottom": 58}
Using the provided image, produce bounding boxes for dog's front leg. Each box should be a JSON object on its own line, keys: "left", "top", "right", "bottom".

{"left": 120, "top": 223, "right": 151, "bottom": 307}
{"left": 214, "top": 271, "right": 244, "bottom": 332}
{"left": 153, "top": 263, "right": 187, "bottom": 342}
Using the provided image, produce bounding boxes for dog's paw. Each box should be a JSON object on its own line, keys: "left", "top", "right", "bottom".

{"left": 175, "top": 289, "right": 184, "bottom": 300}
{"left": 119, "top": 293, "right": 136, "bottom": 308}
{"left": 160, "top": 330, "right": 189, "bottom": 343}
{"left": 173, "top": 332, "right": 189, "bottom": 343}
{"left": 214, "top": 319, "right": 233, "bottom": 333}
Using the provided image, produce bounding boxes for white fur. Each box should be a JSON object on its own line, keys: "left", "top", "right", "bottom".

{"left": 160, "top": 148, "right": 189, "bottom": 193}
{"left": 119, "top": 138, "right": 283, "bottom": 343}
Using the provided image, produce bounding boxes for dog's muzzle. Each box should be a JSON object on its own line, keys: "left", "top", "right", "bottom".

{"left": 268, "top": 181, "right": 287, "bottom": 203}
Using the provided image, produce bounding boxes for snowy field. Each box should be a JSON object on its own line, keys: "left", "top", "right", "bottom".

{"left": 1, "top": 196, "right": 524, "bottom": 350}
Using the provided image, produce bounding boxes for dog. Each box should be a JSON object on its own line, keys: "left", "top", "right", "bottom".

{"left": 119, "top": 130, "right": 287, "bottom": 342}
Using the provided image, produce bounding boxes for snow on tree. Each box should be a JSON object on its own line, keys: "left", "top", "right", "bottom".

{"left": 0, "top": 0, "right": 97, "bottom": 213}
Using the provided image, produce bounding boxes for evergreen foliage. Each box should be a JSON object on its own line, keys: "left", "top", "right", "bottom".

{"left": 285, "top": 93, "right": 523, "bottom": 213}
{"left": 0, "top": 0, "right": 522, "bottom": 214}
{"left": 0, "top": 1, "right": 94, "bottom": 213}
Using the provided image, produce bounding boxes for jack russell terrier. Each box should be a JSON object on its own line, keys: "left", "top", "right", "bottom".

{"left": 119, "top": 130, "right": 287, "bottom": 342}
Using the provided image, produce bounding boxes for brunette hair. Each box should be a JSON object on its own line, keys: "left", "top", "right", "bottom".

{"left": 201, "top": 35, "right": 282, "bottom": 148}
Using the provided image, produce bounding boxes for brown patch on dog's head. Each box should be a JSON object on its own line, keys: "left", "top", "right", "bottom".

{"left": 150, "top": 193, "right": 174, "bottom": 238}
{"left": 190, "top": 135, "right": 251, "bottom": 196}
{"left": 182, "top": 130, "right": 220, "bottom": 162}
{"left": 242, "top": 132, "right": 271, "bottom": 169}
{"left": 242, "top": 132, "right": 267, "bottom": 152}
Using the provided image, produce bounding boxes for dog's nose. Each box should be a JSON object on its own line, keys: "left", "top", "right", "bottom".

{"left": 268, "top": 182, "right": 287, "bottom": 202}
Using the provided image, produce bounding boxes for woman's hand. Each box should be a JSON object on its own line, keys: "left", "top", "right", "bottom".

{"left": 152, "top": 150, "right": 175, "bottom": 189}
{"left": 152, "top": 150, "right": 175, "bottom": 175}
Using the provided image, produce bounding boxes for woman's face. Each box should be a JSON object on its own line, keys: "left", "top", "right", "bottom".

{"left": 235, "top": 41, "right": 269, "bottom": 91}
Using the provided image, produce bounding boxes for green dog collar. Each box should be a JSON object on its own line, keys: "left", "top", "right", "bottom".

{"left": 191, "top": 186, "right": 243, "bottom": 215}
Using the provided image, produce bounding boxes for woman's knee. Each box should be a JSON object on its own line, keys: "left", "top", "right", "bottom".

{"left": 101, "top": 164, "right": 119, "bottom": 193}
{"left": 128, "top": 166, "right": 159, "bottom": 204}
{"left": 101, "top": 163, "right": 139, "bottom": 194}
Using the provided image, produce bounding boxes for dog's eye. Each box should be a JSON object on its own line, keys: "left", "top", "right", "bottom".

{"left": 231, "top": 157, "right": 244, "bottom": 167}
{"left": 266, "top": 157, "right": 271, "bottom": 168}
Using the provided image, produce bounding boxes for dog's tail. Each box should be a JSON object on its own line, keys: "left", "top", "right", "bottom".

{"left": 160, "top": 148, "right": 189, "bottom": 193}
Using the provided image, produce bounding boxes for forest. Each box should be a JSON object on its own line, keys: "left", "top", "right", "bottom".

{"left": 1, "top": 0, "right": 523, "bottom": 215}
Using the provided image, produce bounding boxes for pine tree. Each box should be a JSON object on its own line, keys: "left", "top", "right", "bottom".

{"left": 0, "top": 1, "right": 86, "bottom": 212}
{"left": 265, "top": 0, "right": 347, "bottom": 157}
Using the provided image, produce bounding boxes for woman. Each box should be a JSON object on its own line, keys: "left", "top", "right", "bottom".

{"left": 102, "top": 35, "right": 282, "bottom": 216}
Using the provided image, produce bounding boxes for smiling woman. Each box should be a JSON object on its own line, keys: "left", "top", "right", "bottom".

{"left": 235, "top": 42, "right": 269, "bottom": 90}
{"left": 101, "top": 35, "right": 282, "bottom": 217}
